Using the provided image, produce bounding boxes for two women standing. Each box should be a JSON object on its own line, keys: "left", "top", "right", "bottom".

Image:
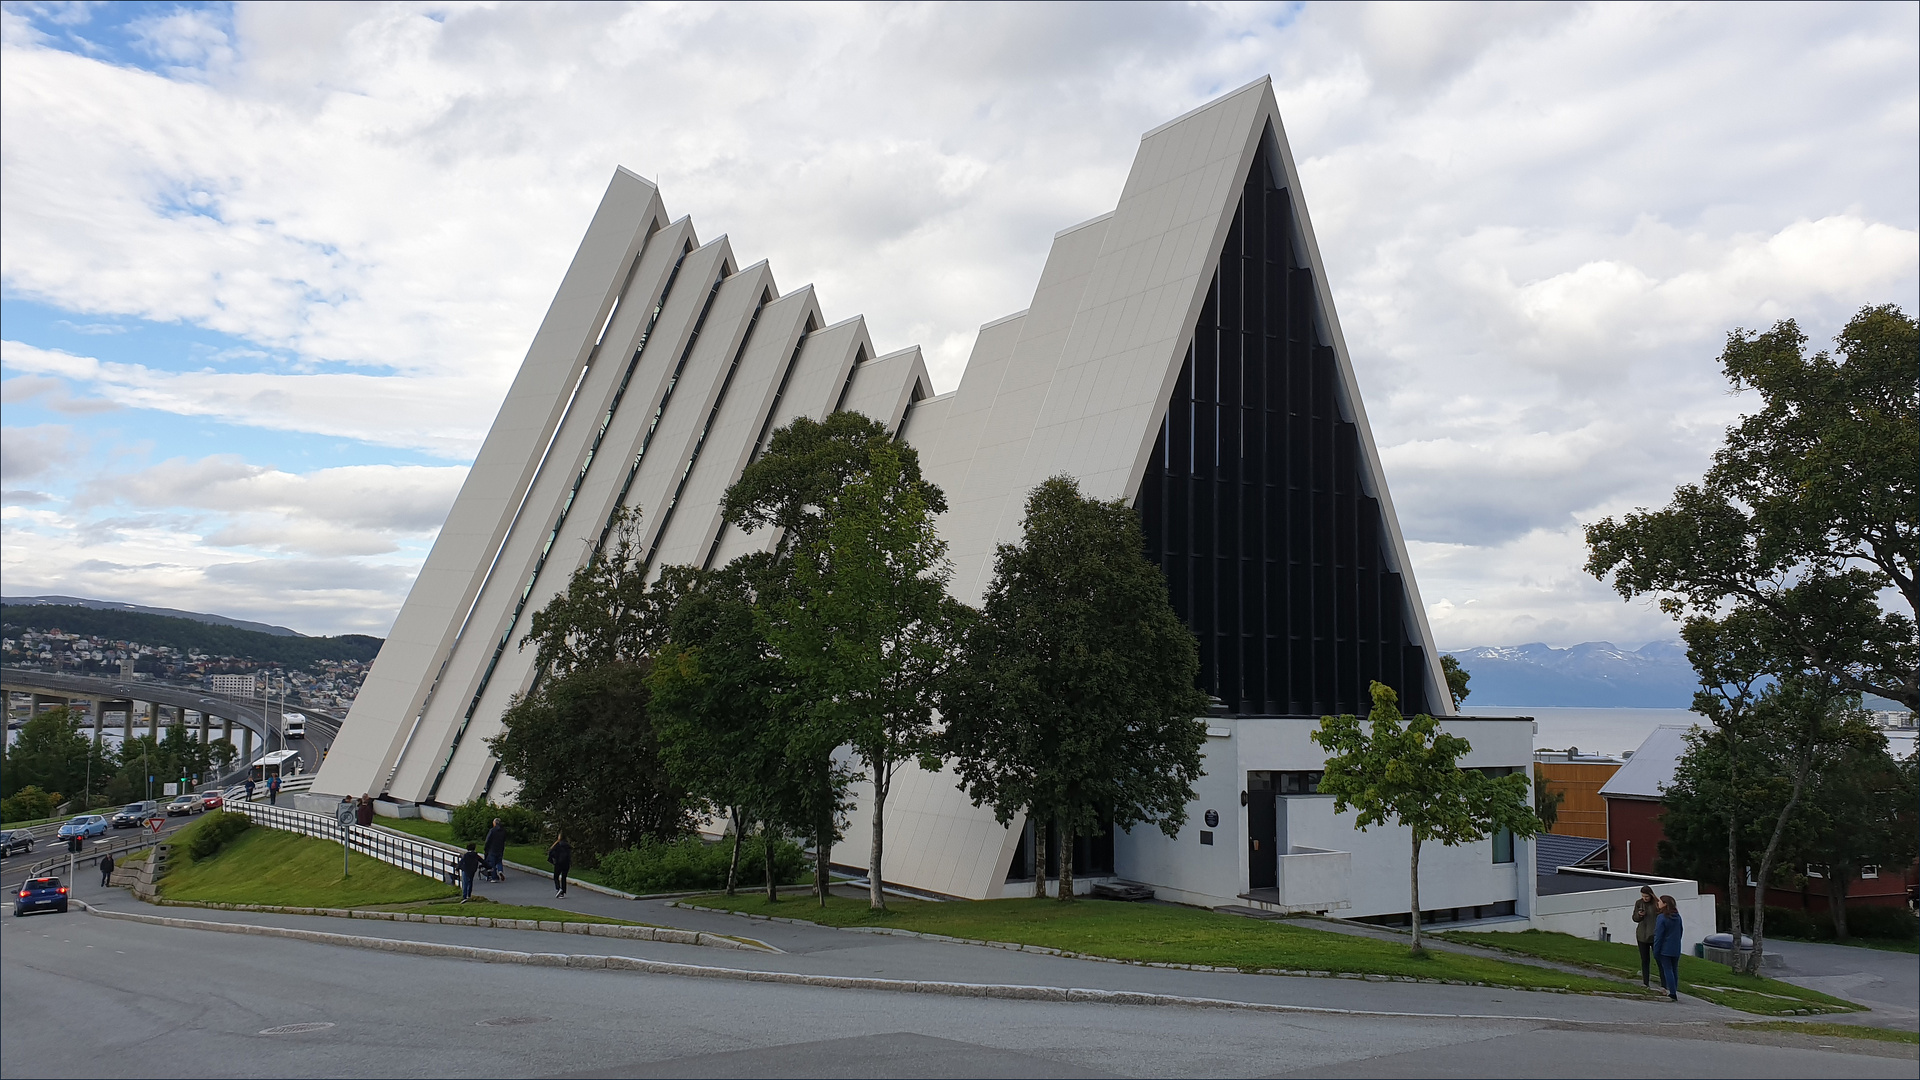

{"left": 1633, "top": 884, "right": 1685, "bottom": 1000}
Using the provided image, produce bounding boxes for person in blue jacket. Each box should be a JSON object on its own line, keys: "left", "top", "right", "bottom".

{"left": 1652, "top": 894, "right": 1684, "bottom": 1001}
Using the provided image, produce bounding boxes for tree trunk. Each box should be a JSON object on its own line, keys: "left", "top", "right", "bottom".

{"left": 1725, "top": 811, "right": 1744, "bottom": 938}
{"left": 1033, "top": 813, "right": 1047, "bottom": 899}
{"left": 725, "top": 806, "right": 743, "bottom": 897}
{"left": 1056, "top": 819, "right": 1075, "bottom": 902}
{"left": 763, "top": 820, "right": 779, "bottom": 903}
{"left": 869, "top": 757, "right": 888, "bottom": 912}
{"left": 1744, "top": 751, "right": 1809, "bottom": 975}
{"left": 815, "top": 803, "right": 832, "bottom": 908}
{"left": 1827, "top": 870, "right": 1850, "bottom": 941}
{"left": 1409, "top": 834, "right": 1424, "bottom": 954}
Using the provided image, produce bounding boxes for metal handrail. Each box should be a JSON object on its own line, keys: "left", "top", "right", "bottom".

{"left": 235, "top": 803, "right": 460, "bottom": 885}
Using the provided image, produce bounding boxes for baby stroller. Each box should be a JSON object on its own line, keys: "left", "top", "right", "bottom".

{"left": 482, "top": 854, "right": 506, "bottom": 884}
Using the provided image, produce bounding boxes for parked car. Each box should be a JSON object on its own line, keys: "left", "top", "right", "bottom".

{"left": 165, "top": 794, "right": 204, "bottom": 817}
{"left": 0, "top": 830, "right": 34, "bottom": 857}
{"left": 14, "top": 876, "right": 68, "bottom": 917}
{"left": 198, "top": 791, "right": 225, "bottom": 811}
{"left": 56, "top": 816, "right": 107, "bottom": 840}
{"left": 111, "top": 801, "right": 159, "bottom": 829}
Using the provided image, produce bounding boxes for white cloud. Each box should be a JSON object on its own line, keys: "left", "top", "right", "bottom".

{"left": 0, "top": 1, "right": 1913, "bottom": 645}
{"left": 0, "top": 423, "right": 75, "bottom": 483}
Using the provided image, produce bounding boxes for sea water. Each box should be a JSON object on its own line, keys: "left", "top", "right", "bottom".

{"left": 1460, "top": 705, "right": 1703, "bottom": 759}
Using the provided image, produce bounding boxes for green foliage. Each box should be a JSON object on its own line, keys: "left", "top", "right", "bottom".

{"left": 2, "top": 706, "right": 115, "bottom": 809}
{"left": 1719, "top": 903, "right": 1918, "bottom": 946}
{"left": 596, "top": 833, "right": 808, "bottom": 894}
{"left": 104, "top": 719, "right": 235, "bottom": 806}
{"left": 182, "top": 809, "right": 253, "bottom": 860}
{"left": 1, "top": 603, "right": 382, "bottom": 666}
{"left": 160, "top": 824, "right": 455, "bottom": 907}
{"left": 0, "top": 785, "right": 63, "bottom": 823}
{"left": 944, "top": 476, "right": 1209, "bottom": 901}
{"left": 1314, "top": 682, "right": 1541, "bottom": 951}
{"left": 1440, "top": 654, "right": 1471, "bottom": 710}
{"left": 449, "top": 799, "right": 545, "bottom": 845}
{"left": 488, "top": 661, "right": 691, "bottom": 864}
{"left": 1585, "top": 303, "right": 1918, "bottom": 708}
{"left": 519, "top": 506, "right": 671, "bottom": 678}
{"left": 1531, "top": 765, "right": 1563, "bottom": 831}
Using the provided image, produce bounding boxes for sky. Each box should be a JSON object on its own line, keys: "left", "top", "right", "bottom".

{"left": 2, "top": 1, "right": 1915, "bottom": 645}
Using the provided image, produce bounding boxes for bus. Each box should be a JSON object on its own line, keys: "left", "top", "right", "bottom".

{"left": 283, "top": 712, "right": 306, "bottom": 739}
{"left": 250, "top": 750, "right": 301, "bottom": 785}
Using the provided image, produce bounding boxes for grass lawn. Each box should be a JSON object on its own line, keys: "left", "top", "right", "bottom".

{"left": 688, "top": 893, "right": 1645, "bottom": 995}
{"left": 378, "top": 818, "right": 613, "bottom": 889}
{"left": 362, "top": 896, "right": 642, "bottom": 926}
{"left": 1772, "top": 934, "right": 1919, "bottom": 955}
{"left": 1439, "top": 930, "right": 1863, "bottom": 1016}
{"left": 1728, "top": 1021, "right": 1920, "bottom": 1045}
{"left": 160, "top": 817, "right": 456, "bottom": 908}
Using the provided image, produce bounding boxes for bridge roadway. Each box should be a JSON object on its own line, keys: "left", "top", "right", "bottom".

{"left": 1, "top": 666, "right": 343, "bottom": 779}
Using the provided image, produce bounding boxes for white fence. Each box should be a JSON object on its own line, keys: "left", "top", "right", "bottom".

{"left": 235, "top": 802, "right": 461, "bottom": 884}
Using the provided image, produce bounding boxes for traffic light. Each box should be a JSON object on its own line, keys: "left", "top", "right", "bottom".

{"left": 68, "top": 835, "right": 83, "bottom": 854}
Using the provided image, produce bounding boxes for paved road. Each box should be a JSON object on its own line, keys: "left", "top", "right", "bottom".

{"left": 3, "top": 907, "right": 1913, "bottom": 1079}
{"left": 1767, "top": 937, "right": 1919, "bottom": 1028}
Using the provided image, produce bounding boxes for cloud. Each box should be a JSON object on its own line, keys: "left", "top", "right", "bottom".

{"left": 0, "top": 424, "right": 75, "bottom": 483}
{"left": 0, "top": 1, "right": 1913, "bottom": 646}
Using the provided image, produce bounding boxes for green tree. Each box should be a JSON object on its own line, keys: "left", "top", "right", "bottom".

{"left": 945, "top": 477, "right": 1209, "bottom": 902}
{"left": 1531, "top": 765, "right": 1563, "bottom": 832}
{"left": 725, "top": 413, "right": 956, "bottom": 911}
{"left": 650, "top": 556, "right": 815, "bottom": 900}
{"left": 2, "top": 706, "right": 116, "bottom": 811}
{"left": 1586, "top": 304, "right": 1918, "bottom": 708}
{"left": 1440, "top": 655, "right": 1471, "bottom": 710}
{"left": 1313, "top": 682, "right": 1541, "bottom": 953}
{"left": 488, "top": 661, "right": 690, "bottom": 862}
{"left": 1781, "top": 734, "right": 1916, "bottom": 940}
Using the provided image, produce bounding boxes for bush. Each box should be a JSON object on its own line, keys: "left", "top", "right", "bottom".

{"left": 1842, "top": 904, "right": 1919, "bottom": 941}
{"left": 449, "top": 799, "right": 544, "bottom": 845}
{"left": 0, "top": 785, "right": 63, "bottom": 823}
{"left": 184, "top": 810, "right": 253, "bottom": 861}
{"left": 597, "top": 833, "right": 808, "bottom": 894}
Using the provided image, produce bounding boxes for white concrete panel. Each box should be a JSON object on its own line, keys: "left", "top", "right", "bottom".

{"left": 838, "top": 346, "right": 931, "bottom": 435}
{"left": 318, "top": 169, "right": 665, "bottom": 801}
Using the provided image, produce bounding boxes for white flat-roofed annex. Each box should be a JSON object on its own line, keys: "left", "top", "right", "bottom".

{"left": 317, "top": 78, "right": 1471, "bottom": 913}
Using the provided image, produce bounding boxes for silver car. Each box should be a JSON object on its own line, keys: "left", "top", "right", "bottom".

{"left": 164, "top": 794, "right": 204, "bottom": 817}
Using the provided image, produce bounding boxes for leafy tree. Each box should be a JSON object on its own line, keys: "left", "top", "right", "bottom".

{"left": 1779, "top": 735, "right": 1916, "bottom": 940}
{"left": 945, "top": 477, "right": 1209, "bottom": 901}
{"left": 522, "top": 506, "right": 671, "bottom": 677}
{"left": 1531, "top": 765, "right": 1563, "bottom": 832}
{"left": 649, "top": 557, "right": 815, "bottom": 900}
{"left": 725, "top": 413, "right": 955, "bottom": 911}
{"left": 1440, "top": 654, "right": 1471, "bottom": 710}
{"left": 1586, "top": 304, "right": 1918, "bottom": 708}
{"left": 2, "top": 706, "right": 112, "bottom": 809}
{"left": 488, "top": 661, "right": 690, "bottom": 863}
{"left": 1314, "top": 682, "right": 1541, "bottom": 953}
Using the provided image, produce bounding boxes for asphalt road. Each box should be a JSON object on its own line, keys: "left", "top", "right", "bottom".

{"left": 3, "top": 906, "right": 1913, "bottom": 1079}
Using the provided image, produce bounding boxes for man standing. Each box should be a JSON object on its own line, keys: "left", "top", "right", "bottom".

{"left": 267, "top": 774, "right": 281, "bottom": 806}
{"left": 483, "top": 818, "right": 507, "bottom": 883}
{"left": 99, "top": 851, "right": 116, "bottom": 888}
{"left": 244, "top": 777, "right": 257, "bottom": 803}
{"left": 1632, "top": 885, "right": 1658, "bottom": 986}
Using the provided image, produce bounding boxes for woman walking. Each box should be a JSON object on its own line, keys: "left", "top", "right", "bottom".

{"left": 1652, "top": 894, "right": 1684, "bottom": 1001}
{"left": 547, "top": 832, "right": 572, "bottom": 899}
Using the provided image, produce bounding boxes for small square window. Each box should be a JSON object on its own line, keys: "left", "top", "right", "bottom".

{"left": 1806, "top": 864, "right": 1825, "bottom": 879}
{"left": 1199, "top": 831, "right": 1214, "bottom": 846}
{"left": 1861, "top": 865, "right": 1880, "bottom": 880}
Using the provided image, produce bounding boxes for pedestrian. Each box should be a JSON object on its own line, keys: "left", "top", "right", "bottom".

{"left": 356, "top": 794, "right": 375, "bottom": 828}
{"left": 1653, "top": 894, "right": 1684, "bottom": 1001}
{"left": 547, "top": 832, "right": 572, "bottom": 898}
{"left": 99, "top": 852, "right": 116, "bottom": 887}
{"left": 244, "top": 777, "right": 257, "bottom": 802}
{"left": 1632, "top": 885, "right": 1658, "bottom": 987}
{"left": 484, "top": 817, "right": 507, "bottom": 883}
{"left": 458, "top": 843, "right": 483, "bottom": 903}
{"left": 267, "top": 774, "right": 281, "bottom": 805}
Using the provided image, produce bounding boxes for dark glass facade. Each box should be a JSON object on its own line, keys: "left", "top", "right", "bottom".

{"left": 1136, "top": 137, "right": 1431, "bottom": 718}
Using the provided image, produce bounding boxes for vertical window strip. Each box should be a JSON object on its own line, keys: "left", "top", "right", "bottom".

{"left": 707, "top": 316, "right": 816, "bottom": 569}
{"left": 422, "top": 246, "right": 694, "bottom": 804}
{"left": 643, "top": 292, "right": 767, "bottom": 572}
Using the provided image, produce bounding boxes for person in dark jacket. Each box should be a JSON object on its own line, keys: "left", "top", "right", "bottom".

{"left": 483, "top": 818, "right": 507, "bottom": 883}
{"left": 1652, "top": 894, "right": 1684, "bottom": 1001}
{"left": 457, "top": 843, "right": 483, "bottom": 903}
{"left": 547, "top": 833, "right": 572, "bottom": 898}
{"left": 99, "top": 852, "right": 116, "bottom": 887}
{"left": 1632, "top": 885, "right": 1658, "bottom": 986}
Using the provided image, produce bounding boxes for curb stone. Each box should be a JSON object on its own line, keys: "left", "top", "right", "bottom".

{"left": 666, "top": 902, "right": 1657, "bottom": 1000}
{"left": 71, "top": 901, "right": 1651, "bottom": 1025}
{"left": 131, "top": 897, "right": 777, "bottom": 952}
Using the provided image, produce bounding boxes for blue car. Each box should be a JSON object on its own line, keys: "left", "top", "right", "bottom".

{"left": 55, "top": 815, "right": 107, "bottom": 840}
{"left": 14, "top": 876, "right": 68, "bottom": 916}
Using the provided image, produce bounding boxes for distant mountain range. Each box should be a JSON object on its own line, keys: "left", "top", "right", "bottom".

{"left": 1444, "top": 641, "right": 1701, "bottom": 708}
{"left": 2, "top": 594, "right": 301, "bottom": 637}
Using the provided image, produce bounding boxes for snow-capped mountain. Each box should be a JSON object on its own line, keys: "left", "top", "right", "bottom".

{"left": 1444, "top": 641, "right": 1700, "bottom": 707}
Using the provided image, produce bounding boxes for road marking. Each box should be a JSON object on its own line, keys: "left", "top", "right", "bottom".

{"left": 260, "top": 1022, "right": 335, "bottom": 1035}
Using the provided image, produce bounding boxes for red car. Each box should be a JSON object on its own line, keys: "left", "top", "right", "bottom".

{"left": 198, "top": 791, "right": 225, "bottom": 811}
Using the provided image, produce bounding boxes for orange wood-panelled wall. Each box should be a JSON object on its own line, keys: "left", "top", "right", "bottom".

{"left": 1537, "top": 761, "right": 1622, "bottom": 840}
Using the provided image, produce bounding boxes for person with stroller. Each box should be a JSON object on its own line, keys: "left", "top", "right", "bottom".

{"left": 482, "top": 817, "right": 508, "bottom": 883}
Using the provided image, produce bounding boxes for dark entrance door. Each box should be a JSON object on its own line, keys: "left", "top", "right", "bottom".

{"left": 1247, "top": 771, "right": 1276, "bottom": 891}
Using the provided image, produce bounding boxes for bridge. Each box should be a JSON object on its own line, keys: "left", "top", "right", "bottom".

{"left": 1, "top": 667, "right": 343, "bottom": 785}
